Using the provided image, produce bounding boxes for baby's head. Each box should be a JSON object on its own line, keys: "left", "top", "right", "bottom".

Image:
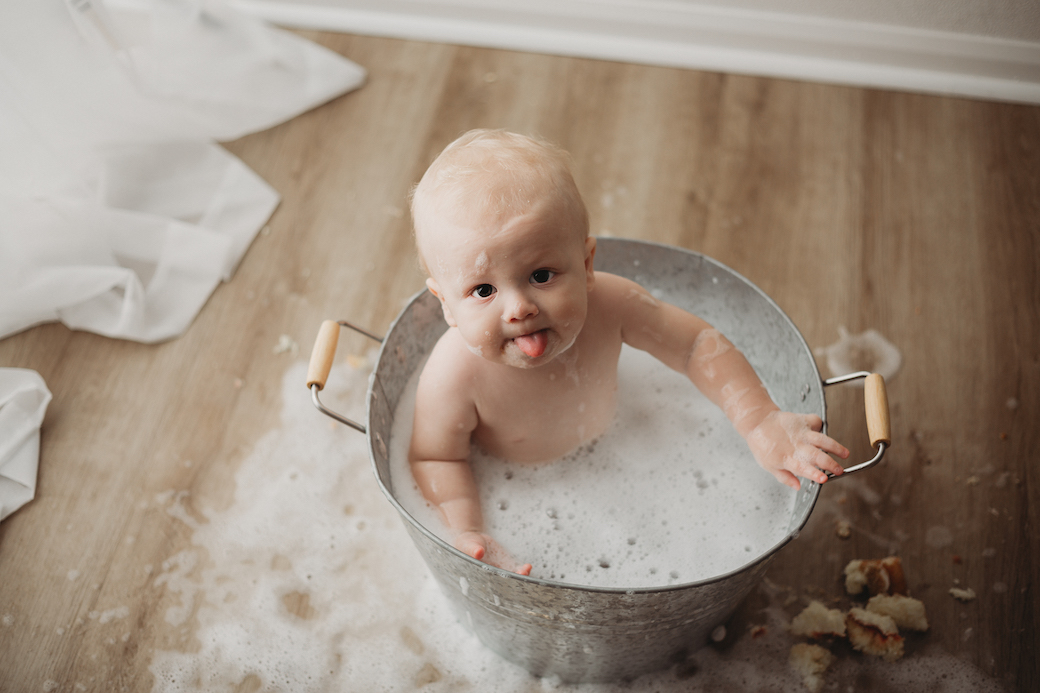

{"left": 411, "top": 129, "right": 588, "bottom": 264}
{"left": 411, "top": 130, "right": 596, "bottom": 368}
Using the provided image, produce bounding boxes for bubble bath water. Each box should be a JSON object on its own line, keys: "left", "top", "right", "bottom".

{"left": 390, "top": 345, "right": 798, "bottom": 588}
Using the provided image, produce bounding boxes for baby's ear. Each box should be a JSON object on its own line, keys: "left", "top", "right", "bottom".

{"left": 426, "top": 277, "right": 457, "bottom": 327}
{"left": 584, "top": 236, "right": 597, "bottom": 290}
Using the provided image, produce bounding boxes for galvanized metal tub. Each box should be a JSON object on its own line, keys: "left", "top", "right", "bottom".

{"left": 306, "top": 237, "right": 889, "bottom": 683}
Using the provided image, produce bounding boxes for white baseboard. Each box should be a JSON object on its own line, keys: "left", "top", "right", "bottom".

{"left": 233, "top": 0, "right": 1040, "bottom": 104}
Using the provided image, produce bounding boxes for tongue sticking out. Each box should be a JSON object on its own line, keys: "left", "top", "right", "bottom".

{"left": 514, "top": 330, "right": 548, "bottom": 358}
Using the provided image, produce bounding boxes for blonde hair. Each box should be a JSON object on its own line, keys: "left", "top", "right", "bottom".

{"left": 411, "top": 129, "right": 588, "bottom": 262}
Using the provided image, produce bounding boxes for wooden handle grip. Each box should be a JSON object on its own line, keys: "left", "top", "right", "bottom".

{"left": 865, "top": 373, "right": 891, "bottom": 447}
{"left": 306, "top": 320, "right": 340, "bottom": 390}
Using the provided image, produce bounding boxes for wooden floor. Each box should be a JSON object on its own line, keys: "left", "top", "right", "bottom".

{"left": 1, "top": 31, "right": 1037, "bottom": 691}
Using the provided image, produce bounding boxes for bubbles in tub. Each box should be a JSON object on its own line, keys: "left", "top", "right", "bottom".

{"left": 389, "top": 345, "right": 798, "bottom": 588}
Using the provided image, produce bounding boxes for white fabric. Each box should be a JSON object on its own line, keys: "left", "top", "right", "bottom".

{"left": 0, "top": 0, "right": 366, "bottom": 342}
{"left": 0, "top": 369, "right": 52, "bottom": 521}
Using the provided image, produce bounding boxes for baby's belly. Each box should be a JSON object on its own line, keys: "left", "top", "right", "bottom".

{"left": 473, "top": 385, "right": 617, "bottom": 463}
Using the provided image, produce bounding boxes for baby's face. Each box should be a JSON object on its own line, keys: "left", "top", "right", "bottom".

{"left": 421, "top": 199, "right": 595, "bottom": 369}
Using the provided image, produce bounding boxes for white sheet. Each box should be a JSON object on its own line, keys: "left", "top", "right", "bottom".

{"left": 0, "top": 0, "right": 366, "bottom": 342}
{"left": 0, "top": 369, "right": 52, "bottom": 521}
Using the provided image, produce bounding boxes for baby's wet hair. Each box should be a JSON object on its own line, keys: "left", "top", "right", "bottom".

{"left": 411, "top": 129, "right": 589, "bottom": 263}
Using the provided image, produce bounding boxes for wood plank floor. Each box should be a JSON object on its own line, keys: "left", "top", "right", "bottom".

{"left": 1, "top": 31, "right": 1037, "bottom": 691}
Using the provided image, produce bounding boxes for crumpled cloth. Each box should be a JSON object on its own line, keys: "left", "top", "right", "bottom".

{"left": 0, "top": 0, "right": 366, "bottom": 342}
{"left": 0, "top": 369, "right": 52, "bottom": 521}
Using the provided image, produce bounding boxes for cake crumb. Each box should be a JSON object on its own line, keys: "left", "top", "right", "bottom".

{"left": 789, "top": 643, "right": 835, "bottom": 693}
{"left": 867, "top": 594, "right": 929, "bottom": 631}
{"left": 844, "top": 556, "right": 907, "bottom": 596}
{"left": 791, "top": 601, "right": 846, "bottom": 639}
{"left": 949, "top": 586, "right": 977, "bottom": 602}
{"left": 846, "top": 608, "right": 904, "bottom": 661}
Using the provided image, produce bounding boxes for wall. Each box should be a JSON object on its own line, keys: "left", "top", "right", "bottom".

{"left": 679, "top": 0, "right": 1040, "bottom": 42}
{"left": 232, "top": 0, "right": 1040, "bottom": 103}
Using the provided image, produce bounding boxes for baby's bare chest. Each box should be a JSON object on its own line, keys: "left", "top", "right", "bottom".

{"left": 470, "top": 342, "right": 622, "bottom": 462}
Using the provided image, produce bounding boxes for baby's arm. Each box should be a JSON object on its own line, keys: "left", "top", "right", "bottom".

{"left": 684, "top": 328, "right": 848, "bottom": 487}
{"left": 408, "top": 347, "right": 532, "bottom": 575}
{"left": 610, "top": 275, "right": 848, "bottom": 488}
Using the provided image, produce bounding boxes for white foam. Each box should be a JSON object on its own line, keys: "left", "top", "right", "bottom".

{"left": 390, "top": 345, "right": 797, "bottom": 587}
{"left": 816, "top": 326, "right": 902, "bottom": 384}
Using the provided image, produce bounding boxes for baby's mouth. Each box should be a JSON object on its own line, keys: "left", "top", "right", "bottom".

{"left": 513, "top": 329, "right": 549, "bottom": 358}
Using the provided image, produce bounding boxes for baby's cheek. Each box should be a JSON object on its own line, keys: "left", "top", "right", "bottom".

{"left": 552, "top": 302, "right": 580, "bottom": 330}
{"left": 555, "top": 284, "right": 588, "bottom": 319}
{"left": 460, "top": 313, "right": 493, "bottom": 343}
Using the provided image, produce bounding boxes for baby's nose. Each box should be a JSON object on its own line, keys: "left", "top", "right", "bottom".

{"left": 504, "top": 292, "right": 538, "bottom": 322}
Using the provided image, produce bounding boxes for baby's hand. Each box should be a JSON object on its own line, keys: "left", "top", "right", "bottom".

{"left": 455, "top": 531, "right": 533, "bottom": 576}
{"left": 745, "top": 411, "right": 849, "bottom": 488}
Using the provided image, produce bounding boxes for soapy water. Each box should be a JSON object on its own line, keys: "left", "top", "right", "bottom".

{"left": 390, "top": 345, "right": 797, "bottom": 587}
{"left": 144, "top": 357, "right": 1006, "bottom": 692}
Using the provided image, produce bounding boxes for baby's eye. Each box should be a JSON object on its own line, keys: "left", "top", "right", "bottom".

{"left": 530, "top": 269, "right": 555, "bottom": 284}
{"left": 471, "top": 284, "right": 496, "bottom": 299}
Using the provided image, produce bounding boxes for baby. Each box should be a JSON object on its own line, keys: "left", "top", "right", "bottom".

{"left": 408, "top": 130, "right": 848, "bottom": 575}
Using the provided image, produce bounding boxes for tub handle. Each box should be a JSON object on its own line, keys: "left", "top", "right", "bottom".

{"left": 822, "top": 372, "right": 891, "bottom": 478}
{"left": 306, "top": 319, "right": 384, "bottom": 434}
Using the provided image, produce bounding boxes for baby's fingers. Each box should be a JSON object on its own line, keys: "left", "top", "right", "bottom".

{"left": 773, "top": 468, "right": 802, "bottom": 490}
{"left": 790, "top": 447, "right": 843, "bottom": 484}
{"left": 483, "top": 537, "right": 533, "bottom": 576}
{"left": 497, "top": 556, "right": 533, "bottom": 576}
{"left": 455, "top": 532, "right": 488, "bottom": 561}
{"left": 807, "top": 431, "right": 850, "bottom": 460}
{"left": 813, "top": 450, "right": 847, "bottom": 478}
{"left": 804, "top": 414, "right": 824, "bottom": 432}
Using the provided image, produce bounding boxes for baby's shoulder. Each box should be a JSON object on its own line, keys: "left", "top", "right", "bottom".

{"left": 592, "top": 270, "right": 642, "bottom": 295}
{"left": 581, "top": 272, "right": 639, "bottom": 339}
{"left": 417, "top": 328, "right": 481, "bottom": 392}
{"left": 412, "top": 330, "right": 481, "bottom": 426}
{"left": 589, "top": 271, "right": 654, "bottom": 312}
